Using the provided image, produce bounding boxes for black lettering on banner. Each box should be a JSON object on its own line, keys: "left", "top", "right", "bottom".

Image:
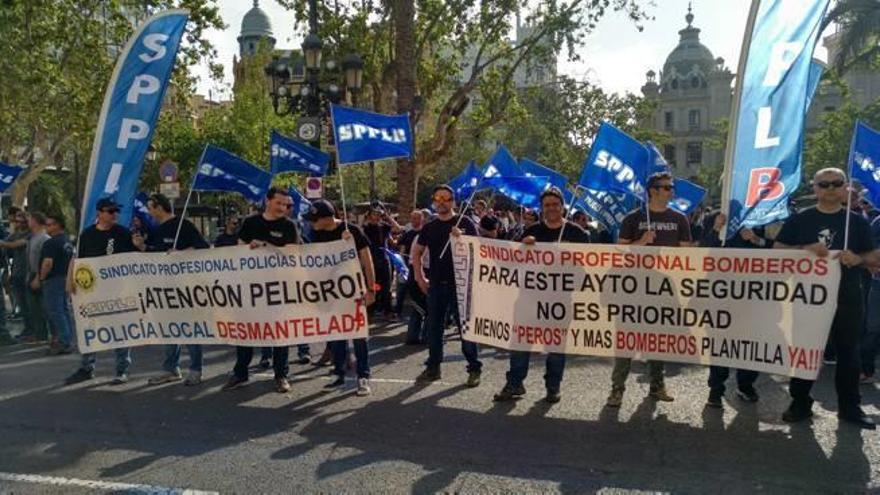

{"left": 537, "top": 301, "right": 567, "bottom": 320}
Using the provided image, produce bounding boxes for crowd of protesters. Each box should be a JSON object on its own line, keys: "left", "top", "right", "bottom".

{"left": 1, "top": 167, "right": 879, "bottom": 430}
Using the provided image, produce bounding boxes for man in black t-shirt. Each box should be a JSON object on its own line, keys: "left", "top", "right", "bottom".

{"left": 65, "top": 198, "right": 138, "bottom": 385}
{"left": 774, "top": 168, "right": 876, "bottom": 429}
{"left": 700, "top": 212, "right": 770, "bottom": 408}
{"left": 395, "top": 210, "right": 425, "bottom": 322}
{"left": 305, "top": 200, "right": 377, "bottom": 396}
{"left": 363, "top": 207, "right": 402, "bottom": 318}
{"left": 222, "top": 187, "right": 300, "bottom": 394}
{"left": 142, "top": 193, "right": 210, "bottom": 387}
{"left": 412, "top": 185, "right": 481, "bottom": 385}
{"left": 36, "top": 214, "right": 75, "bottom": 354}
{"left": 607, "top": 172, "right": 693, "bottom": 408}
{"left": 213, "top": 216, "right": 240, "bottom": 247}
{"left": 494, "top": 188, "right": 590, "bottom": 404}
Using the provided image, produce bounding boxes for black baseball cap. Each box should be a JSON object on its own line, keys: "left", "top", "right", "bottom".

{"left": 480, "top": 215, "right": 500, "bottom": 231}
{"left": 303, "top": 199, "right": 336, "bottom": 222}
{"left": 96, "top": 198, "right": 121, "bottom": 211}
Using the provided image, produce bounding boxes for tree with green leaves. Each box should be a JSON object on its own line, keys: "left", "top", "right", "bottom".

{"left": 822, "top": 0, "right": 880, "bottom": 74}
{"left": 0, "top": 0, "right": 223, "bottom": 216}
{"left": 278, "top": 0, "right": 652, "bottom": 214}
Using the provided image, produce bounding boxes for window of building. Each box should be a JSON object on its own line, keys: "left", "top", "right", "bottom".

{"left": 688, "top": 110, "right": 700, "bottom": 130}
{"left": 686, "top": 142, "right": 703, "bottom": 166}
{"left": 691, "top": 76, "right": 701, "bottom": 88}
{"left": 664, "top": 144, "right": 677, "bottom": 167}
{"left": 664, "top": 111, "right": 674, "bottom": 130}
{"left": 671, "top": 79, "right": 679, "bottom": 90}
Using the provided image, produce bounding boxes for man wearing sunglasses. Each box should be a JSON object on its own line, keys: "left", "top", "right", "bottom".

{"left": 412, "top": 184, "right": 482, "bottom": 386}
{"left": 774, "top": 168, "right": 876, "bottom": 429}
{"left": 606, "top": 171, "right": 693, "bottom": 408}
{"left": 65, "top": 198, "right": 139, "bottom": 385}
{"left": 213, "top": 215, "right": 241, "bottom": 247}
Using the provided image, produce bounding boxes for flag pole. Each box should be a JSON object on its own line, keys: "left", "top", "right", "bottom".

{"left": 718, "top": 0, "right": 761, "bottom": 242}
{"left": 338, "top": 165, "right": 349, "bottom": 231}
{"left": 844, "top": 121, "right": 860, "bottom": 250}
{"left": 557, "top": 185, "right": 582, "bottom": 243}
{"left": 438, "top": 184, "right": 481, "bottom": 260}
{"left": 172, "top": 144, "right": 207, "bottom": 250}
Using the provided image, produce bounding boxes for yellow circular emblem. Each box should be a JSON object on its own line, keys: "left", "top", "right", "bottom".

{"left": 74, "top": 265, "right": 96, "bottom": 292}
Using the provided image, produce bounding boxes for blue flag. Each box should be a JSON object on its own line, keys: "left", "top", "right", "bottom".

{"left": 384, "top": 247, "right": 410, "bottom": 281}
{"left": 193, "top": 145, "right": 272, "bottom": 203}
{"left": 576, "top": 189, "right": 636, "bottom": 232}
{"left": 0, "top": 162, "right": 24, "bottom": 193}
{"left": 331, "top": 105, "right": 413, "bottom": 165}
{"left": 132, "top": 193, "right": 157, "bottom": 230}
{"left": 668, "top": 178, "right": 706, "bottom": 216}
{"left": 722, "top": 1, "right": 830, "bottom": 238}
{"left": 578, "top": 122, "right": 649, "bottom": 201}
{"left": 270, "top": 130, "right": 330, "bottom": 176}
{"left": 81, "top": 10, "right": 189, "bottom": 230}
{"left": 448, "top": 161, "right": 482, "bottom": 200}
{"left": 483, "top": 176, "right": 549, "bottom": 210}
{"left": 850, "top": 121, "right": 880, "bottom": 208}
{"left": 645, "top": 142, "right": 670, "bottom": 174}
{"left": 519, "top": 158, "right": 569, "bottom": 191}
{"left": 482, "top": 145, "right": 522, "bottom": 180}
{"left": 288, "top": 187, "right": 312, "bottom": 218}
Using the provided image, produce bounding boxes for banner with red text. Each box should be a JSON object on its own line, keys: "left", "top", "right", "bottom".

{"left": 453, "top": 237, "right": 840, "bottom": 379}
{"left": 72, "top": 241, "right": 368, "bottom": 352}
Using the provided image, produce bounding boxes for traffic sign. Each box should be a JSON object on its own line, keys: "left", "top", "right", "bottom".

{"left": 305, "top": 177, "right": 323, "bottom": 199}
{"left": 159, "top": 182, "right": 180, "bottom": 199}
{"left": 159, "top": 161, "right": 179, "bottom": 183}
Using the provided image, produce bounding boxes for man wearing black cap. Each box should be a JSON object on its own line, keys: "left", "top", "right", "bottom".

{"left": 65, "top": 198, "right": 139, "bottom": 385}
{"left": 479, "top": 215, "right": 500, "bottom": 239}
{"left": 222, "top": 187, "right": 300, "bottom": 394}
{"left": 305, "top": 200, "right": 377, "bottom": 396}
{"left": 362, "top": 206, "right": 402, "bottom": 319}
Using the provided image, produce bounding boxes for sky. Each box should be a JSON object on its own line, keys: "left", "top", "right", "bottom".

{"left": 193, "top": 0, "right": 829, "bottom": 101}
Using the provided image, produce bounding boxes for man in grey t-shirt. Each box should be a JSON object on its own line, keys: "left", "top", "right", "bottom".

{"left": 25, "top": 213, "right": 50, "bottom": 343}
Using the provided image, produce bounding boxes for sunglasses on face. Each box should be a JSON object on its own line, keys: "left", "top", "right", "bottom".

{"left": 100, "top": 208, "right": 120, "bottom": 214}
{"left": 433, "top": 196, "right": 453, "bottom": 203}
{"left": 651, "top": 185, "right": 675, "bottom": 191}
{"left": 816, "top": 180, "right": 845, "bottom": 189}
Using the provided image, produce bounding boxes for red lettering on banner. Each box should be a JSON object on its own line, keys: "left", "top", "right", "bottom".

{"left": 514, "top": 325, "right": 564, "bottom": 346}
{"left": 745, "top": 167, "right": 785, "bottom": 207}
{"left": 616, "top": 330, "right": 697, "bottom": 355}
{"left": 788, "top": 346, "right": 811, "bottom": 370}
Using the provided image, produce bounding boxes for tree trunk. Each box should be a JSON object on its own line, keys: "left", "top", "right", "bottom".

{"left": 392, "top": 0, "right": 416, "bottom": 217}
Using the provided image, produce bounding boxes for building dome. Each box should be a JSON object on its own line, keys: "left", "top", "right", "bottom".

{"left": 240, "top": 0, "right": 273, "bottom": 39}
{"left": 661, "top": 6, "right": 715, "bottom": 90}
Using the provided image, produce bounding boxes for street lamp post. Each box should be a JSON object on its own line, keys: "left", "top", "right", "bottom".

{"left": 341, "top": 53, "right": 374, "bottom": 201}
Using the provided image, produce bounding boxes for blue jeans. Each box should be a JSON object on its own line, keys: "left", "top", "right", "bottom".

{"left": 80, "top": 348, "right": 132, "bottom": 376}
{"left": 162, "top": 344, "right": 203, "bottom": 373}
{"left": 862, "top": 282, "right": 880, "bottom": 376}
{"left": 425, "top": 282, "right": 481, "bottom": 372}
{"left": 506, "top": 351, "right": 565, "bottom": 393}
{"left": 42, "top": 277, "right": 74, "bottom": 347}
{"left": 330, "top": 339, "right": 370, "bottom": 378}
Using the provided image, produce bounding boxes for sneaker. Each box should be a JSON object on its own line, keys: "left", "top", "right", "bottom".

{"left": 147, "top": 371, "right": 183, "bottom": 385}
{"left": 275, "top": 377, "right": 291, "bottom": 393}
{"left": 221, "top": 376, "right": 249, "bottom": 391}
{"left": 838, "top": 408, "right": 877, "bottom": 430}
{"left": 649, "top": 387, "right": 674, "bottom": 402}
{"left": 466, "top": 370, "right": 481, "bottom": 388}
{"left": 111, "top": 373, "right": 129, "bottom": 385}
{"left": 258, "top": 358, "right": 271, "bottom": 370}
{"left": 782, "top": 400, "right": 814, "bottom": 423}
{"left": 606, "top": 389, "right": 624, "bottom": 408}
{"left": 64, "top": 368, "right": 94, "bottom": 385}
{"left": 297, "top": 355, "right": 311, "bottom": 365}
{"left": 706, "top": 390, "right": 723, "bottom": 408}
{"left": 183, "top": 371, "right": 202, "bottom": 386}
{"left": 316, "top": 348, "right": 332, "bottom": 366}
{"left": 544, "top": 390, "right": 562, "bottom": 404}
{"left": 493, "top": 384, "right": 526, "bottom": 402}
{"left": 356, "top": 378, "right": 372, "bottom": 396}
{"left": 860, "top": 373, "right": 876, "bottom": 385}
{"left": 325, "top": 375, "right": 345, "bottom": 388}
{"left": 415, "top": 368, "right": 441, "bottom": 383}
{"left": 735, "top": 386, "right": 760, "bottom": 402}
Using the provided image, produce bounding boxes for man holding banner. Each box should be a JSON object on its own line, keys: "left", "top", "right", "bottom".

{"left": 606, "top": 172, "right": 692, "bottom": 407}
{"left": 221, "top": 187, "right": 300, "bottom": 394}
{"left": 493, "top": 188, "right": 590, "bottom": 404}
{"left": 304, "top": 199, "right": 376, "bottom": 396}
{"left": 412, "top": 185, "right": 481, "bottom": 385}
{"left": 774, "top": 168, "right": 876, "bottom": 429}
{"left": 65, "top": 198, "right": 139, "bottom": 385}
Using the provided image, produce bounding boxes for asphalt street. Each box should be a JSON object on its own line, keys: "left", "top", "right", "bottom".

{"left": 0, "top": 317, "right": 878, "bottom": 494}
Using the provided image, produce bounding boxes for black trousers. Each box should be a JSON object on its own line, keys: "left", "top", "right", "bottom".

{"left": 234, "top": 346, "right": 289, "bottom": 380}
{"left": 371, "top": 250, "right": 392, "bottom": 314}
{"left": 790, "top": 303, "right": 862, "bottom": 413}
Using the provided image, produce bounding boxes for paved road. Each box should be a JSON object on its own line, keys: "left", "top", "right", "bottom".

{"left": 0, "top": 318, "right": 878, "bottom": 494}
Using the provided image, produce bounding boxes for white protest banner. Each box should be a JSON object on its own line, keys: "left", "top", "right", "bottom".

{"left": 72, "top": 241, "right": 368, "bottom": 353}
{"left": 453, "top": 237, "right": 840, "bottom": 379}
